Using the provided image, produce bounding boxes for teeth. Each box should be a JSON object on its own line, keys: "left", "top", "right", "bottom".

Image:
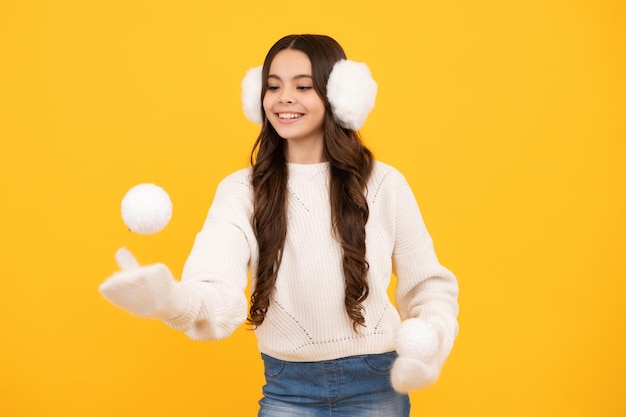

{"left": 278, "top": 113, "right": 301, "bottom": 119}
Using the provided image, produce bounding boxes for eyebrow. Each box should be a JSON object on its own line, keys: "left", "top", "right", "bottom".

{"left": 267, "top": 74, "right": 313, "bottom": 81}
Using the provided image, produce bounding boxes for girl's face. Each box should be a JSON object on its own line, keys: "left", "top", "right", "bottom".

{"left": 263, "top": 49, "right": 326, "bottom": 150}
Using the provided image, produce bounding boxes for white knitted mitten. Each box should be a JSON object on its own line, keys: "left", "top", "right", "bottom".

{"left": 391, "top": 318, "right": 441, "bottom": 392}
{"left": 99, "top": 248, "right": 189, "bottom": 321}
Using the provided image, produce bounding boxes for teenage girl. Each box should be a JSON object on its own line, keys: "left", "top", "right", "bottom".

{"left": 100, "top": 34, "right": 459, "bottom": 417}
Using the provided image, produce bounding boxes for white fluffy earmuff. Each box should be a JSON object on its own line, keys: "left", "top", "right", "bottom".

{"left": 326, "top": 60, "right": 377, "bottom": 130}
{"left": 241, "top": 66, "right": 264, "bottom": 125}
{"left": 241, "top": 60, "right": 377, "bottom": 131}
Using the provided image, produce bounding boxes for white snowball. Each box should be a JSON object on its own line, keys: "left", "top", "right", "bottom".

{"left": 121, "top": 183, "right": 172, "bottom": 234}
{"left": 395, "top": 318, "right": 440, "bottom": 361}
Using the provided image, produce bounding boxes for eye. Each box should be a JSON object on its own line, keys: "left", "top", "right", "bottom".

{"left": 297, "top": 86, "right": 313, "bottom": 91}
{"left": 267, "top": 85, "right": 280, "bottom": 91}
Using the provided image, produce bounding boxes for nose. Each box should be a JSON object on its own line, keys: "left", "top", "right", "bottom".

{"left": 279, "top": 89, "right": 294, "bottom": 104}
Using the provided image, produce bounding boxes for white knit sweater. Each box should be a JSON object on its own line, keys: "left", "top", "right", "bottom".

{"left": 165, "top": 161, "right": 459, "bottom": 362}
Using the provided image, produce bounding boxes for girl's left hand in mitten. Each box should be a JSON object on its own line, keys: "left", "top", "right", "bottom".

{"left": 390, "top": 318, "right": 441, "bottom": 392}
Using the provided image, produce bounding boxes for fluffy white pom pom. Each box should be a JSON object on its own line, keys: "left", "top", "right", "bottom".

{"left": 121, "top": 183, "right": 172, "bottom": 235}
{"left": 326, "top": 60, "right": 377, "bottom": 131}
{"left": 241, "top": 66, "right": 263, "bottom": 124}
{"left": 395, "top": 318, "right": 440, "bottom": 361}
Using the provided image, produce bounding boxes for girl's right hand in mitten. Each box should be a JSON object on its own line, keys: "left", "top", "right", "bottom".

{"left": 99, "top": 248, "right": 189, "bottom": 321}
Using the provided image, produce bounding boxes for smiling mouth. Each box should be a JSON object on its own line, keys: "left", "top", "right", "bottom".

{"left": 277, "top": 113, "right": 303, "bottom": 120}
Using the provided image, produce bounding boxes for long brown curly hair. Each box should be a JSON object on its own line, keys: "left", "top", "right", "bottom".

{"left": 248, "top": 34, "right": 374, "bottom": 331}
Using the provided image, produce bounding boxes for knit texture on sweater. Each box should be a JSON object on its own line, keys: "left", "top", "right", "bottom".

{"left": 165, "top": 161, "right": 458, "bottom": 362}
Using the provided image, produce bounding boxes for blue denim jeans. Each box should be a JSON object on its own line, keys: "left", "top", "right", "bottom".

{"left": 258, "top": 352, "right": 410, "bottom": 417}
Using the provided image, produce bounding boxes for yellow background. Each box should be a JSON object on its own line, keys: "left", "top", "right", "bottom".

{"left": 1, "top": 1, "right": 624, "bottom": 416}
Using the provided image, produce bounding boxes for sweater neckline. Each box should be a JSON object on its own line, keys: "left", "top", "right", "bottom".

{"left": 287, "top": 161, "right": 330, "bottom": 182}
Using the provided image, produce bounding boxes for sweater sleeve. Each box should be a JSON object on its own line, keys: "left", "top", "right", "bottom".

{"left": 391, "top": 170, "right": 459, "bottom": 364}
{"left": 164, "top": 171, "right": 255, "bottom": 341}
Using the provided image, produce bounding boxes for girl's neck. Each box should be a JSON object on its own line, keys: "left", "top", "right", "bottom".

{"left": 284, "top": 138, "right": 326, "bottom": 164}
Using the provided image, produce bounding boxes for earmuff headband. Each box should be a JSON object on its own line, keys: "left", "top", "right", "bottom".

{"left": 241, "top": 60, "right": 377, "bottom": 131}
